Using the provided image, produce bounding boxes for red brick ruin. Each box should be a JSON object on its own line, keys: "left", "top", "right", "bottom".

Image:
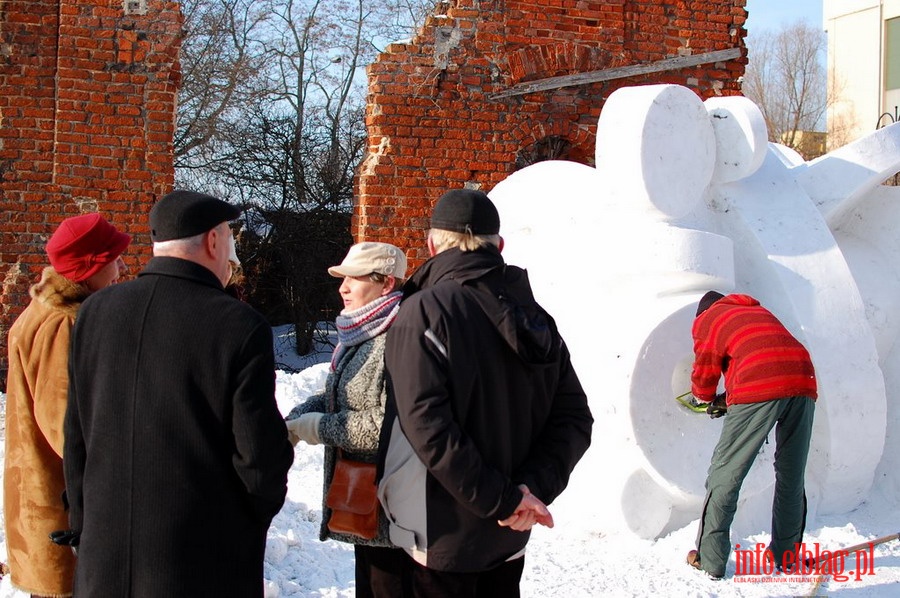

{"left": 357, "top": 0, "right": 748, "bottom": 266}
{"left": 0, "top": 0, "right": 179, "bottom": 385}
{"left": 0, "top": 0, "right": 748, "bottom": 386}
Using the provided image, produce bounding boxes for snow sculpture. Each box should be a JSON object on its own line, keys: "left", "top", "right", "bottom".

{"left": 489, "top": 84, "right": 900, "bottom": 540}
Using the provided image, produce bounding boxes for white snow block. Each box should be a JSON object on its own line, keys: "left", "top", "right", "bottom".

{"left": 595, "top": 84, "right": 715, "bottom": 221}
{"left": 486, "top": 82, "right": 895, "bottom": 539}
{"left": 704, "top": 95, "right": 768, "bottom": 184}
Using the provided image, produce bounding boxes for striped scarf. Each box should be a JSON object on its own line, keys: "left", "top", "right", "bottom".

{"left": 331, "top": 291, "right": 402, "bottom": 370}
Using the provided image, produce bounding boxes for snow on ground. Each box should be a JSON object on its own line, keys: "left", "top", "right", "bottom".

{"left": 271, "top": 363, "right": 900, "bottom": 598}
{"left": 260, "top": 365, "right": 900, "bottom": 597}
{"left": 2, "top": 327, "right": 899, "bottom": 597}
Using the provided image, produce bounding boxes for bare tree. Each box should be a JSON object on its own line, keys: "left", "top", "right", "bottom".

{"left": 175, "top": 0, "right": 271, "bottom": 179}
{"left": 175, "top": 0, "right": 436, "bottom": 187}
{"left": 384, "top": 0, "right": 438, "bottom": 39}
{"left": 743, "top": 21, "right": 830, "bottom": 158}
{"left": 174, "top": 0, "right": 438, "bottom": 354}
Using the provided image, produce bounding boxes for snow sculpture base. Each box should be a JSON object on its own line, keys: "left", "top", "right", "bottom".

{"left": 490, "top": 83, "right": 898, "bottom": 539}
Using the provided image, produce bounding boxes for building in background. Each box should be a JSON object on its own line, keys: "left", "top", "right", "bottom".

{"left": 825, "top": 0, "right": 900, "bottom": 147}
{"left": 781, "top": 130, "right": 828, "bottom": 159}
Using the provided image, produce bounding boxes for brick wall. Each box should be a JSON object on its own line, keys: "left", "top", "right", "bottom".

{"left": 356, "top": 0, "right": 748, "bottom": 266}
{"left": 0, "top": 0, "right": 181, "bottom": 388}
{"left": 0, "top": 0, "right": 747, "bottom": 387}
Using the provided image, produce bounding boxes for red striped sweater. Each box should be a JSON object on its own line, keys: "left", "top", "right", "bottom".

{"left": 691, "top": 294, "right": 817, "bottom": 405}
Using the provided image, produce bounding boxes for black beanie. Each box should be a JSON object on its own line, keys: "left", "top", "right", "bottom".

{"left": 696, "top": 291, "right": 725, "bottom": 316}
{"left": 431, "top": 189, "right": 500, "bottom": 235}
{"left": 150, "top": 190, "right": 242, "bottom": 242}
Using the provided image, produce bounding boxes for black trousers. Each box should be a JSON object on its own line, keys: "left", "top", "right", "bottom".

{"left": 407, "top": 553, "right": 526, "bottom": 598}
{"left": 354, "top": 545, "right": 413, "bottom": 598}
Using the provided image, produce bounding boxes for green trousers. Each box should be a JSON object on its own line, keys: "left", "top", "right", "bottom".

{"left": 696, "top": 395, "right": 815, "bottom": 578}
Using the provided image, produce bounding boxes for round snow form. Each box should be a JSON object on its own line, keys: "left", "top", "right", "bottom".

{"left": 595, "top": 84, "right": 715, "bottom": 220}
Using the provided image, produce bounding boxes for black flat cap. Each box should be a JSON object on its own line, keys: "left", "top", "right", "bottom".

{"left": 431, "top": 189, "right": 500, "bottom": 235}
{"left": 696, "top": 291, "right": 725, "bottom": 316}
{"left": 150, "top": 190, "right": 242, "bottom": 242}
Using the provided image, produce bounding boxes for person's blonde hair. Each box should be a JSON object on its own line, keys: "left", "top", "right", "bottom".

{"left": 428, "top": 228, "right": 500, "bottom": 254}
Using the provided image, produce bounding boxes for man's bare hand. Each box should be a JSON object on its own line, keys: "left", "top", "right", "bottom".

{"left": 498, "top": 485, "right": 554, "bottom": 531}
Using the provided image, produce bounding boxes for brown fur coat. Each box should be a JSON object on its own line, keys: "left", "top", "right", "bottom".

{"left": 4, "top": 267, "right": 88, "bottom": 597}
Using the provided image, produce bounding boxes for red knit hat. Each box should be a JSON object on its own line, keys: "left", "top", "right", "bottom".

{"left": 46, "top": 213, "right": 131, "bottom": 282}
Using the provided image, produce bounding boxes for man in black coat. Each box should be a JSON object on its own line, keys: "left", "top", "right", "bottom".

{"left": 376, "top": 189, "right": 593, "bottom": 596}
{"left": 63, "top": 190, "right": 294, "bottom": 597}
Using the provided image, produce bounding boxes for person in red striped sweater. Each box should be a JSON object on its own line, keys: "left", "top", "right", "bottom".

{"left": 685, "top": 291, "right": 817, "bottom": 579}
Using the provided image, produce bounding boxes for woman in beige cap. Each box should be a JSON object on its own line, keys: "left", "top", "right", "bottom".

{"left": 286, "top": 241, "right": 410, "bottom": 597}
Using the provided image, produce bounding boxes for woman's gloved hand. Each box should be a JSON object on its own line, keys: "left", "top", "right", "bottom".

{"left": 286, "top": 413, "right": 324, "bottom": 445}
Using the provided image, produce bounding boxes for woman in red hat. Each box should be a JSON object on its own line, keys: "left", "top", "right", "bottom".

{"left": 4, "top": 213, "right": 129, "bottom": 597}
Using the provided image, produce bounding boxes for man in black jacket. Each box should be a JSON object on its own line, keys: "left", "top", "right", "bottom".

{"left": 377, "top": 189, "right": 593, "bottom": 597}
{"left": 63, "top": 190, "right": 294, "bottom": 597}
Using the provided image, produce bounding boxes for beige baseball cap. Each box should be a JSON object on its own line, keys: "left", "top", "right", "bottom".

{"left": 328, "top": 242, "right": 407, "bottom": 279}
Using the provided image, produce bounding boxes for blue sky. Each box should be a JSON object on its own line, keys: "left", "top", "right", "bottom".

{"left": 745, "top": 0, "right": 824, "bottom": 33}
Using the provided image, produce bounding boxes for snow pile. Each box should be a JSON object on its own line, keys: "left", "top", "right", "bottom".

{"left": 2, "top": 358, "right": 900, "bottom": 596}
